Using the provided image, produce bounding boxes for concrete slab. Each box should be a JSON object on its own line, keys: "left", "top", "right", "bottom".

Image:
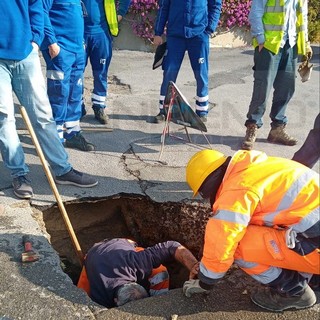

{"left": 0, "top": 45, "right": 319, "bottom": 319}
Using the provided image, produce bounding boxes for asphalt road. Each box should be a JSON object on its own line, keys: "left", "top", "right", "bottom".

{"left": 0, "top": 45, "right": 319, "bottom": 319}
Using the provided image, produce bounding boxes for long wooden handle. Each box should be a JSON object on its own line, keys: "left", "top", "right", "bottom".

{"left": 20, "top": 106, "right": 84, "bottom": 266}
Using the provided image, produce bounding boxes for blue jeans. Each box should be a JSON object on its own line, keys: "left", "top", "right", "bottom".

{"left": 0, "top": 47, "right": 72, "bottom": 178}
{"left": 245, "top": 41, "right": 297, "bottom": 128}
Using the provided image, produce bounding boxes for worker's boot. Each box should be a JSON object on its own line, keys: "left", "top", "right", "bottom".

{"left": 251, "top": 285, "right": 316, "bottom": 312}
{"left": 267, "top": 124, "right": 298, "bottom": 146}
{"left": 241, "top": 123, "right": 258, "bottom": 150}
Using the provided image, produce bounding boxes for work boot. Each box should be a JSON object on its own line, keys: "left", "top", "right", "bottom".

{"left": 199, "top": 115, "right": 207, "bottom": 123}
{"left": 241, "top": 124, "right": 258, "bottom": 150}
{"left": 267, "top": 125, "right": 298, "bottom": 146}
{"left": 93, "top": 106, "right": 108, "bottom": 124}
{"left": 251, "top": 285, "right": 316, "bottom": 312}
{"left": 153, "top": 112, "right": 166, "bottom": 123}
{"left": 12, "top": 175, "right": 33, "bottom": 199}
{"left": 55, "top": 168, "right": 98, "bottom": 188}
{"left": 64, "top": 132, "right": 95, "bottom": 152}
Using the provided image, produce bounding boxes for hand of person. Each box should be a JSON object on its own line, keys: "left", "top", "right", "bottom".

{"left": 118, "top": 15, "right": 123, "bottom": 22}
{"left": 153, "top": 35, "right": 163, "bottom": 46}
{"left": 302, "top": 42, "right": 313, "bottom": 62}
{"left": 48, "top": 43, "right": 60, "bottom": 59}
{"left": 189, "top": 262, "right": 200, "bottom": 279}
{"left": 183, "top": 279, "right": 208, "bottom": 298}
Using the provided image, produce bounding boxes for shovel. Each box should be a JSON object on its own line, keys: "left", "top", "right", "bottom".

{"left": 19, "top": 106, "right": 84, "bottom": 266}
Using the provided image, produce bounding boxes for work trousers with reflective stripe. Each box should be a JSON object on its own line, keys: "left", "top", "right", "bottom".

{"left": 84, "top": 30, "right": 113, "bottom": 109}
{"left": 159, "top": 33, "right": 209, "bottom": 116}
{"left": 42, "top": 48, "right": 85, "bottom": 140}
{"left": 234, "top": 225, "right": 319, "bottom": 286}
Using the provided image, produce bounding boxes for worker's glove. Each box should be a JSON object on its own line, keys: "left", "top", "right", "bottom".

{"left": 183, "top": 279, "right": 208, "bottom": 298}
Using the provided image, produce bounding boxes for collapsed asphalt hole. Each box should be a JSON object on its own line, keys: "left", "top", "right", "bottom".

{"left": 41, "top": 194, "right": 212, "bottom": 290}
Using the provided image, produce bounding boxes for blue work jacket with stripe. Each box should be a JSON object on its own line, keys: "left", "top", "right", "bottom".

{"left": 154, "top": 0, "right": 222, "bottom": 38}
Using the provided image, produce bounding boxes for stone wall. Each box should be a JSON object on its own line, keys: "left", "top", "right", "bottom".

{"left": 114, "top": 17, "right": 252, "bottom": 53}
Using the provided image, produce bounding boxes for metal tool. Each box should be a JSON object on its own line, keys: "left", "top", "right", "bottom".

{"left": 21, "top": 235, "right": 39, "bottom": 263}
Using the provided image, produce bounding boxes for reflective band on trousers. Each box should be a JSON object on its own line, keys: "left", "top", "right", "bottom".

{"left": 104, "top": 0, "right": 119, "bottom": 37}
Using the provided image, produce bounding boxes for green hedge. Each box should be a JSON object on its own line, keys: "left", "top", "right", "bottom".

{"left": 308, "top": 0, "right": 320, "bottom": 43}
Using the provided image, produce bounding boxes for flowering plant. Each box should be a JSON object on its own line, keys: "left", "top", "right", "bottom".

{"left": 126, "top": 0, "right": 251, "bottom": 41}
{"left": 219, "top": 0, "right": 252, "bottom": 30}
{"left": 127, "top": 0, "right": 159, "bottom": 42}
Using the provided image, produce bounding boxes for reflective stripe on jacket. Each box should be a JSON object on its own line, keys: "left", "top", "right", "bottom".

{"left": 200, "top": 150, "right": 319, "bottom": 282}
{"left": 104, "top": 0, "right": 118, "bottom": 36}
{"left": 253, "top": 0, "right": 306, "bottom": 55}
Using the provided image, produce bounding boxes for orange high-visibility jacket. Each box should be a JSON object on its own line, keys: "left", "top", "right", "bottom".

{"left": 200, "top": 150, "right": 319, "bottom": 281}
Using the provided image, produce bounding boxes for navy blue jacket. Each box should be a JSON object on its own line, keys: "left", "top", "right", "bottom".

{"left": 0, "top": 0, "right": 44, "bottom": 60}
{"left": 85, "top": 238, "right": 180, "bottom": 307}
{"left": 155, "top": 0, "right": 222, "bottom": 38}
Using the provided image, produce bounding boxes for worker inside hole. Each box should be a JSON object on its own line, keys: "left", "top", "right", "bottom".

{"left": 183, "top": 149, "right": 319, "bottom": 312}
{"left": 77, "top": 238, "right": 199, "bottom": 307}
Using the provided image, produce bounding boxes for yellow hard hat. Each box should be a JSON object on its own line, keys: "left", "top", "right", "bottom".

{"left": 186, "top": 149, "right": 227, "bottom": 196}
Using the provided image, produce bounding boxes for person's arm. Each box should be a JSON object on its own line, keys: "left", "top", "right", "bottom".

{"left": 174, "top": 245, "right": 199, "bottom": 279}
{"left": 42, "top": 0, "right": 60, "bottom": 58}
{"left": 42, "top": 0, "right": 56, "bottom": 46}
{"left": 154, "top": 0, "right": 170, "bottom": 38}
{"left": 184, "top": 189, "right": 259, "bottom": 297}
{"left": 117, "top": 0, "right": 131, "bottom": 19}
{"left": 144, "top": 241, "right": 198, "bottom": 277}
{"left": 29, "top": 0, "right": 45, "bottom": 47}
{"left": 302, "top": 0, "right": 312, "bottom": 60}
{"left": 248, "top": 0, "right": 267, "bottom": 49}
{"left": 206, "top": 0, "right": 222, "bottom": 34}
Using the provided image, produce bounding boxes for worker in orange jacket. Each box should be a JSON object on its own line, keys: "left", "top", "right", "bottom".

{"left": 183, "top": 149, "right": 319, "bottom": 312}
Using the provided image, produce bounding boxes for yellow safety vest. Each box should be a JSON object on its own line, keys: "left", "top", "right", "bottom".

{"left": 253, "top": 0, "right": 306, "bottom": 55}
{"left": 104, "top": 0, "right": 119, "bottom": 37}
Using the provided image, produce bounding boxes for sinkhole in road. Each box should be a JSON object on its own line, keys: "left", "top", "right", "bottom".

{"left": 42, "top": 194, "right": 212, "bottom": 289}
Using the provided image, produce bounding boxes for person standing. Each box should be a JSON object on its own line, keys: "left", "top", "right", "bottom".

{"left": 41, "top": 0, "right": 95, "bottom": 151}
{"left": 0, "top": 0, "right": 98, "bottom": 199}
{"left": 242, "top": 0, "right": 312, "bottom": 150}
{"left": 183, "top": 149, "right": 319, "bottom": 311}
{"left": 82, "top": 0, "right": 131, "bottom": 124}
{"left": 153, "top": 0, "right": 222, "bottom": 123}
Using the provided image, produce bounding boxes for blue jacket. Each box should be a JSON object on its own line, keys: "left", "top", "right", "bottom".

{"left": 0, "top": 0, "right": 44, "bottom": 60}
{"left": 85, "top": 238, "right": 180, "bottom": 307}
{"left": 155, "top": 0, "right": 222, "bottom": 38}
{"left": 83, "top": 0, "right": 131, "bottom": 34}
{"left": 41, "top": 0, "right": 84, "bottom": 53}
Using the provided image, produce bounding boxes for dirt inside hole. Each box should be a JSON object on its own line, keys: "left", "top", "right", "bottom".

{"left": 42, "top": 195, "right": 212, "bottom": 288}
